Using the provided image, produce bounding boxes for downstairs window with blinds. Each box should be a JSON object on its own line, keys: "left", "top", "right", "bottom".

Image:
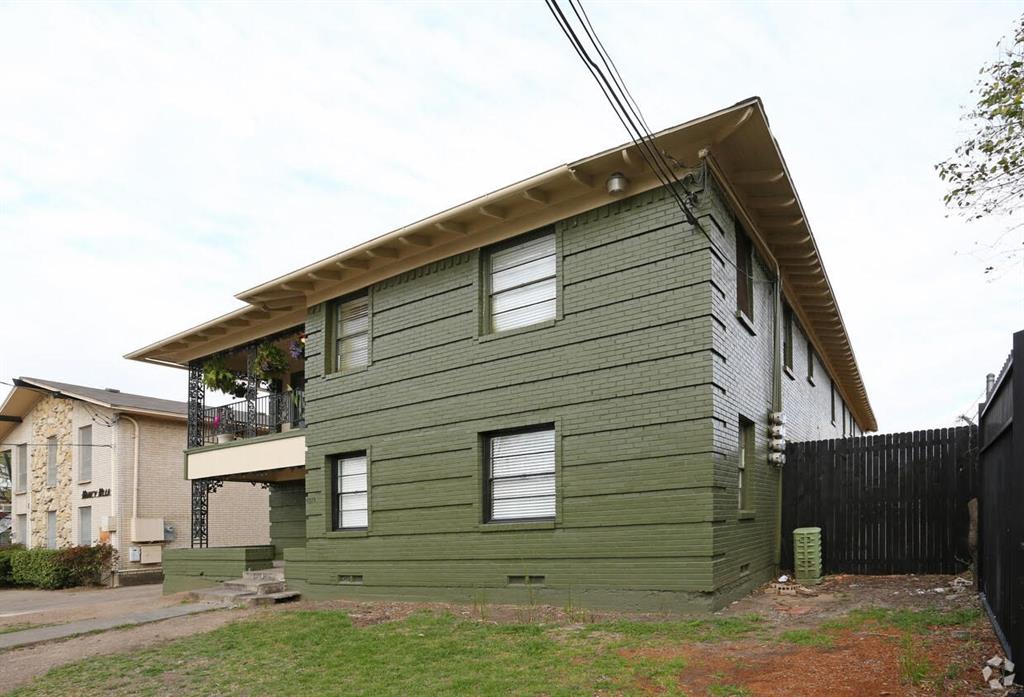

{"left": 487, "top": 230, "right": 557, "bottom": 333}
{"left": 485, "top": 426, "right": 556, "bottom": 522}
{"left": 333, "top": 453, "right": 368, "bottom": 530}
{"left": 334, "top": 293, "right": 370, "bottom": 372}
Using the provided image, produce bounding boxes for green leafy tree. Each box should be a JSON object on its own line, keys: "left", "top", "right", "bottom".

{"left": 939, "top": 15, "right": 1024, "bottom": 217}
{"left": 938, "top": 14, "right": 1024, "bottom": 275}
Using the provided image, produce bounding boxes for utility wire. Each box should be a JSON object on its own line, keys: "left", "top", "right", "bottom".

{"left": 543, "top": 0, "right": 696, "bottom": 226}
{"left": 544, "top": 0, "right": 768, "bottom": 287}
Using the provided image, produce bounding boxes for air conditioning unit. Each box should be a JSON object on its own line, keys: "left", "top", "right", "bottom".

{"left": 131, "top": 517, "right": 165, "bottom": 542}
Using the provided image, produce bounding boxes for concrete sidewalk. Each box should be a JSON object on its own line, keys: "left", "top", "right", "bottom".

{"left": 0, "top": 602, "right": 227, "bottom": 651}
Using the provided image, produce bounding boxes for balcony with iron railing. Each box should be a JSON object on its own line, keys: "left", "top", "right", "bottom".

{"left": 184, "top": 326, "right": 308, "bottom": 487}
{"left": 202, "top": 391, "right": 305, "bottom": 446}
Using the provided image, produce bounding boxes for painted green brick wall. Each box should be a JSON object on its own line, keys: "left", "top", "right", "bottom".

{"left": 704, "top": 175, "right": 855, "bottom": 601}
{"left": 163, "top": 545, "right": 275, "bottom": 594}
{"left": 270, "top": 481, "right": 306, "bottom": 560}
{"left": 282, "top": 177, "right": 857, "bottom": 610}
{"left": 288, "top": 185, "right": 729, "bottom": 611}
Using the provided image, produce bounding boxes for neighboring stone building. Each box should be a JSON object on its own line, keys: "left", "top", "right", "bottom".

{"left": 1, "top": 377, "right": 269, "bottom": 583}
{"left": 130, "top": 97, "right": 875, "bottom": 608}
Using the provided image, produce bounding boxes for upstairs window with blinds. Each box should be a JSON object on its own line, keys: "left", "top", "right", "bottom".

{"left": 485, "top": 426, "right": 556, "bottom": 522}
{"left": 16, "top": 444, "right": 26, "bottom": 492}
{"left": 334, "top": 293, "right": 370, "bottom": 372}
{"left": 487, "top": 231, "right": 557, "bottom": 333}
{"left": 79, "top": 426, "right": 92, "bottom": 482}
{"left": 333, "top": 453, "right": 368, "bottom": 530}
{"left": 735, "top": 221, "right": 754, "bottom": 320}
{"left": 46, "top": 437, "right": 57, "bottom": 488}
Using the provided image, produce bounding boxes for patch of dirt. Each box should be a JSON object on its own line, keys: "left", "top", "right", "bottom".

{"left": 722, "top": 573, "right": 980, "bottom": 629}
{"left": 661, "top": 620, "right": 1002, "bottom": 697}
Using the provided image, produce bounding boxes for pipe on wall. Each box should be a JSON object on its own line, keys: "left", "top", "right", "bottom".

{"left": 118, "top": 415, "right": 141, "bottom": 520}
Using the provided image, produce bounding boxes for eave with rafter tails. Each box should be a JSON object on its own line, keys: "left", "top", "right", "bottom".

{"left": 125, "top": 96, "right": 876, "bottom": 432}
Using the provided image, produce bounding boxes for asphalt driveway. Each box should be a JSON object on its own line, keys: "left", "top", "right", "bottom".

{"left": 0, "top": 584, "right": 172, "bottom": 625}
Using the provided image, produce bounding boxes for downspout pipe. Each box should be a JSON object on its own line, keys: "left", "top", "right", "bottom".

{"left": 118, "top": 415, "right": 141, "bottom": 520}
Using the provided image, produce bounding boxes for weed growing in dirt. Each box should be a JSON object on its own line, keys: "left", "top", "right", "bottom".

{"left": 898, "top": 636, "right": 935, "bottom": 686}
{"left": 592, "top": 614, "right": 764, "bottom": 642}
{"left": 823, "top": 607, "right": 980, "bottom": 633}
{"left": 707, "top": 683, "right": 751, "bottom": 697}
{"left": 779, "top": 629, "right": 834, "bottom": 647}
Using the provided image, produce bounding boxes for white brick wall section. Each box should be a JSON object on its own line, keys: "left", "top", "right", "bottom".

{"left": 3, "top": 396, "right": 270, "bottom": 564}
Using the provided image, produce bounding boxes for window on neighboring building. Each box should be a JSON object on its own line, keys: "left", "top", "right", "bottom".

{"left": 842, "top": 403, "right": 847, "bottom": 437}
{"left": 830, "top": 381, "right": 836, "bottom": 425}
{"left": 79, "top": 506, "right": 92, "bottom": 546}
{"left": 735, "top": 222, "right": 754, "bottom": 320}
{"left": 16, "top": 514, "right": 27, "bottom": 548}
{"left": 46, "top": 510, "right": 56, "bottom": 549}
{"left": 738, "top": 418, "right": 754, "bottom": 510}
{"left": 487, "top": 230, "right": 557, "bottom": 333}
{"left": 485, "top": 426, "right": 556, "bottom": 522}
{"left": 79, "top": 426, "right": 92, "bottom": 482}
{"left": 783, "top": 305, "right": 794, "bottom": 372}
{"left": 0, "top": 449, "right": 9, "bottom": 493}
{"left": 16, "top": 444, "right": 27, "bottom": 493}
{"left": 806, "top": 340, "right": 815, "bottom": 383}
{"left": 333, "top": 453, "right": 368, "bottom": 530}
{"left": 46, "top": 437, "right": 57, "bottom": 487}
{"left": 334, "top": 293, "right": 370, "bottom": 373}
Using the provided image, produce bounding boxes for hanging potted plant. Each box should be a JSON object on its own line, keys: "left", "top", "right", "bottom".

{"left": 202, "top": 357, "right": 245, "bottom": 397}
{"left": 252, "top": 343, "right": 289, "bottom": 382}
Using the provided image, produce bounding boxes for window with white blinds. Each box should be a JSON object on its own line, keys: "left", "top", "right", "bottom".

{"left": 486, "top": 426, "right": 556, "bottom": 521}
{"left": 46, "top": 510, "right": 57, "bottom": 549}
{"left": 334, "top": 453, "right": 368, "bottom": 529}
{"left": 488, "top": 231, "right": 557, "bottom": 333}
{"left": 79, "top": 506, "right": 92, "bottom": 546}
{"left": 79, "top": 426, "right": 92, "bottom": 482}
{"left": 16, "top": 444, "right": 26, "bottom": 492}
{"left": 46, "top": 437, "right": 57, "bottom": 488}
{"left": 335, "top": 294, "right": 370, "bottom": 372}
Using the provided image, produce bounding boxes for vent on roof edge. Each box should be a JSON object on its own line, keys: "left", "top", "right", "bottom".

{"left": 105, "top": 388, "right": 121, "bottom": 393}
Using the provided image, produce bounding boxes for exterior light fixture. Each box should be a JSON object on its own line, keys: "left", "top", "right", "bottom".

{"left": 606, "top": 172, "right": 630, "bottom": 197}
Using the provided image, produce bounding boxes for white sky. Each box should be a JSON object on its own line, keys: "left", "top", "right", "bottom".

{"left": 0, "top": 1, "right": 1021, "bottom": 432}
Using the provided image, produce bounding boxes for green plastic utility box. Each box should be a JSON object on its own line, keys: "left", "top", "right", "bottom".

{"left": 793, "top": 527, "right": 822, "bottom": 585}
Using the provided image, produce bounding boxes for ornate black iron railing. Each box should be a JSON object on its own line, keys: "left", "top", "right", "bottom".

{"left": 196, "top": 391, "right": 305, "bottom": 447}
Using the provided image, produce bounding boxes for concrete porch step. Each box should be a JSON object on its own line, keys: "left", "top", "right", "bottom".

{"left": 187, "top": 587, "right": 260, "bottom": 604}
{"left": 243, "top": 567, "right": 285, "bottom": 583}
{"left": 241, "top": 591, "right": 301, "bottom": 607}
{"left": 221, "top": 579, "right": 287, "bottom": 595}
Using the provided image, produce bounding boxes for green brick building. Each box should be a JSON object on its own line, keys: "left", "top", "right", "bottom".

{"left": 132, "top": 97, "right": 875, "bottom": 611}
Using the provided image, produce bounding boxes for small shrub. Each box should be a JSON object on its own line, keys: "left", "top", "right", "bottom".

{"left": 7, "top": 544, "right": 117, "bottom": 589}
{"left": 10, "top": 549, "right": 73, "bottom": 589}
{"left": 0, "top": 544, "right": 25, "bottom": 586}
{"left": 58, "top": 543, "right": 117, "bottom": 586}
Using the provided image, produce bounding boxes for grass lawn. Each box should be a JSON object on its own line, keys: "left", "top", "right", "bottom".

{"left": 4, "top": 601, "right": 994, "bottom": 697}
{"left": 7, "top": 611, "right": 762, "bottom": 697}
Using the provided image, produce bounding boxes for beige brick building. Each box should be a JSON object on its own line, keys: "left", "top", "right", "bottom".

{"left": 1, "top": 377, "right": 269, "bottom": 583}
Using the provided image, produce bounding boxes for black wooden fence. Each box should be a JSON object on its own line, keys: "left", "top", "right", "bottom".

{"left": 978, "top": 329, "right": 1023, "bottom": 663}
{"left": 782, "top": 426, "right": 978, "bottom": 575}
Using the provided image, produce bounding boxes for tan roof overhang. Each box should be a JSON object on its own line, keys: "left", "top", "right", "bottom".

{"left": 126, "top": 97, "right": 876, "bottom": 431}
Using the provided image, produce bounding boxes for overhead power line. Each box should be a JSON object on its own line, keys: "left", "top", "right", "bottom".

{"left": 543, "top": 0, "right": 773, "bottom": 290}
{"left": 544, "top": 0, "right": 699, "bottom": 228}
